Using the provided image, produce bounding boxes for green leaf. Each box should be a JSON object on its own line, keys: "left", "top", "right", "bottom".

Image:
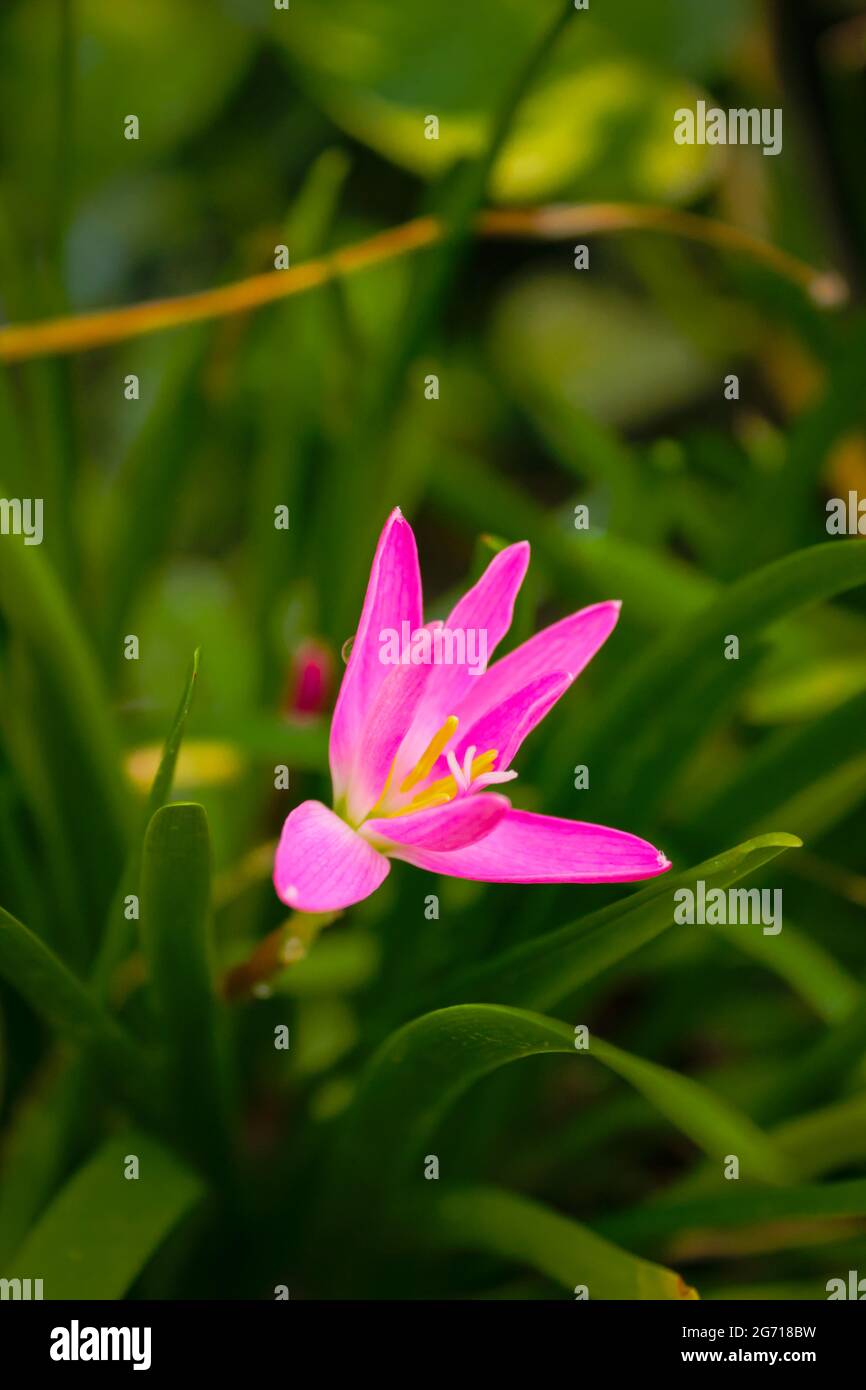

{"left": 775, "top": 1090, "right": 866, "bottom": 1180}
{"left": 491, "top": 276, "right": 715, "bottom": 431}
{"left": 140, "top": 803, "right": 234, "bottom": 1178}
{"left": 624, "top": 1078, "right": 866, "bottom": 1212}
{"left": 97, "top": 331, "right": 210, "bottom": 664}
{"left": 92, "top": 651, "right": 201, "bottom": 997}
{"left": 1, "top": 1131, "right": 203, "bottom": 1299}
{"left": 692, "top": 684, "right": 866, "bottom": 846}
{"left": 1, "top": 0, "right": 253, "bottom": 209}
{"left": 580, "top": 541, "right": 866, "bottom": 817}
{"left": 0, "top": 656, "right": 84, "bottom": 956}
{"left": 600, "top": 643, "right": 767, "bottom": 821}
{"left": 0, "top": 1056, "right": 90, "bottom": 1266}
{"left": 0, "top": 770, "right": 46, "bottom": 936}
{"left": 273, "top": 1, "right": 720, "bottom": 203}
{"left": 704, "top": 1280, "right": 828, "bottom": 1301}
{"left": 597, "top": 0, "right": 749, "bottom": 75}
{"left": 34, "top": 652, "right": 204, "bottom": 1268}
{"left": 0, "top": 904, "right": 153, "bottom": 1111}
{"left": 598, "top": 1177, "right": 866, "bottom": 1253}
{"left": 0, "top": 525, "right": 130, "bottom": 928}
{"left": 734, "top": 325, "right": 866, "bottom": 571}
{"left": 439, "top": 833, "right": 800, "bottom": 1011}
{"left": 337, "top": 1004, "right": 791, "bottom": 1202}
{"left": 708, "top": 914, "right": 860, "bottom": 1024}
{"left": 4, "top": 643, "right": 209, "bottom": 1255}
{"left": 428, "top": 448, "right": 715, "bottom": 630}
{"left": 424, "top": 1185, "right": 698, "bottom": 1299}
{"left": 144, "top": 651, "right": 202, "bottom": 818}
{"left": 761, "top": 751, "right": 866, "bottom": 845}
{"left": 588, "top": 1034, "right": 793, "bottom": 1184}
{"left": 319, "top": 3, "right": 576, "bottom": 640}
{"left": 762, "top": 999, "right": 866, "bottom": 1124}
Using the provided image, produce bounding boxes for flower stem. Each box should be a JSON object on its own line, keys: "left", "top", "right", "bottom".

{"left": 222, "top": 911, "right": 340, "bottom": 1002}
{"left": 0, "top": 204, "right": 845, "bottom": 363}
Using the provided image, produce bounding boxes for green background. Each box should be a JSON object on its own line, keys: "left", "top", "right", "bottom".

{"left": 1, "top": 0, "right": 866, "bottom": 1300}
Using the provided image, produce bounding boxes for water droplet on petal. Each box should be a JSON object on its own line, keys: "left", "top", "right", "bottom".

{"left": 341, "top": 634, "right": 355, "bottom": 664}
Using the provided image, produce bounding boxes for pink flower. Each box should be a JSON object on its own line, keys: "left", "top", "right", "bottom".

{"left": 273, "top": 508, "right": 670, "bottom": 912}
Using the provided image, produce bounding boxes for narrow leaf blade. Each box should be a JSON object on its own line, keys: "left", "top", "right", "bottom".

{"left": 439, "top": 833, "right": 801, "bottom": 1010}
{"left": 425, "top": 1185, "right": 698, "bottom": 1300}
{"left": 2, "top": 1131, "right": 203, "bottom": 1299}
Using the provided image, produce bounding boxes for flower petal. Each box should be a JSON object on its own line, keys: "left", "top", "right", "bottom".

{"left": 450, "top": 671, "right": 572, "bottom": 774}
{"left": 274, "top": 800, "right": 390, "bottom": 911}
{"left": 346, "top": 657, "right": 432, "bottom": 824}
{"left": 394, "top": 542, "right": 530, "bottom": 781}
{"left": 329, "top": 508, "right": 423, "bottom": 799}
{"left": 451, "top": 600, "right": 621, "bottom": 746}
{"left": 387, "top": 808, "right": 671, "bottom": 884}
{"left": 365, "top": 792, "right": 511, "bottom": 852}
{"left": 438, "top": 539, "right": 529, "bottom": 686}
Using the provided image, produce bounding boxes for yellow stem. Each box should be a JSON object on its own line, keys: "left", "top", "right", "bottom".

{"left": 0, "top": 204, "right": 846, "bottom": 363}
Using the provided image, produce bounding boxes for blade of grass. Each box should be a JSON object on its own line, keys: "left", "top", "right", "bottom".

{"left": 1, "top": 1130, "right": 203, "bottom": 1298}
{"left": 97, "top": 328, "right": 209, "bottom": 666}
{"left": 0, "top": 904, "right": 154, "bottom": 1112}
{"left": 335, "top": 1004, "right": 792, "bottom": 1210}
{"left": 598, "top": 1178, "right": 866, "bottom": 1253}
{"left": 579, "top": 541, "right": 866, "bottom": 820}
{"left": 422, "top": 1185, "right": 698, "bottom": 1300}
{"left": 775, "top": 1089, "right": 866, "bottom": 1179}
{"left": 0, "top": 1053, "right": 89, "bottom": 1266}
{"left": 428, "top": 447, "right": 716, "bottom": 627}
{"left": 5, "top": 655, "right": 206, "bottom": 1273}
{"left": 0, "top": 654, "right": 86, "bottom": 955}
{"left": 0, "top": 523, "right": 130, "bottom": 916}
{"left": 92, "top": 650, "right": 201, "bottom": 999}
{"left": 708, "top": 914, "right": 861, "bottom": 1024}
{"left": 760, "top": 1000, "right": 866, "bottom": 1123}
{"left": 139, "top": 803, "right": 235, "bottom": 1182}
{"left": 690, "top": 684, "right": 866, "bottom": 848}
{"left": 435, "top": 834, "right": 801, "bottom": 1011}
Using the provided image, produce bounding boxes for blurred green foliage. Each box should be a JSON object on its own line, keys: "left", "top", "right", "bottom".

{"left": 1, "top": 0, "right": 866, "bottom": 1301}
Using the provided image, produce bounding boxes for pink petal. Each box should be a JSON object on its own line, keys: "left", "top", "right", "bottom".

{"left": 364, "top": 792, "right": 511, "bottom": 852}
{"left": 394, "top": 542, "right": 530, "bottom": 781}
{"left": 451, "top": 600, "right": 621, "bottom": 746}
{"left": 329, "top": 508, "right": 423, "bottom": 800}
{"left": 440, "top": 540, "right": 530, "bottom": 681}
{"left": 345, "top": 658, "right": 432, "bottom": 825}
{"left": 273, "top": 800, "right": 390, "bottom": 911}
{"left": 387, "top": 808, "right": 671, "bottom": 884}
{"left": 449, "top": 671, "right": 572, "bottom": 774}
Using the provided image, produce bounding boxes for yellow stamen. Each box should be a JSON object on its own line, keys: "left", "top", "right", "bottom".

{"left": 398, "top": 748, "right": 500, "bottom": 815}
{"left": 364, "top": 757, "right": 396, "bottom": 820}
{"left": 392, "top": 792, "right": 452, "bottom": 817}
{"left": 471, "top": 749, "right": 498, "bottom": 779}
{"left": 406, "top": 774, "right": 457, "bottom": 808}
{"left": 399, "top": 716, "right": 459, "bottom": 793}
